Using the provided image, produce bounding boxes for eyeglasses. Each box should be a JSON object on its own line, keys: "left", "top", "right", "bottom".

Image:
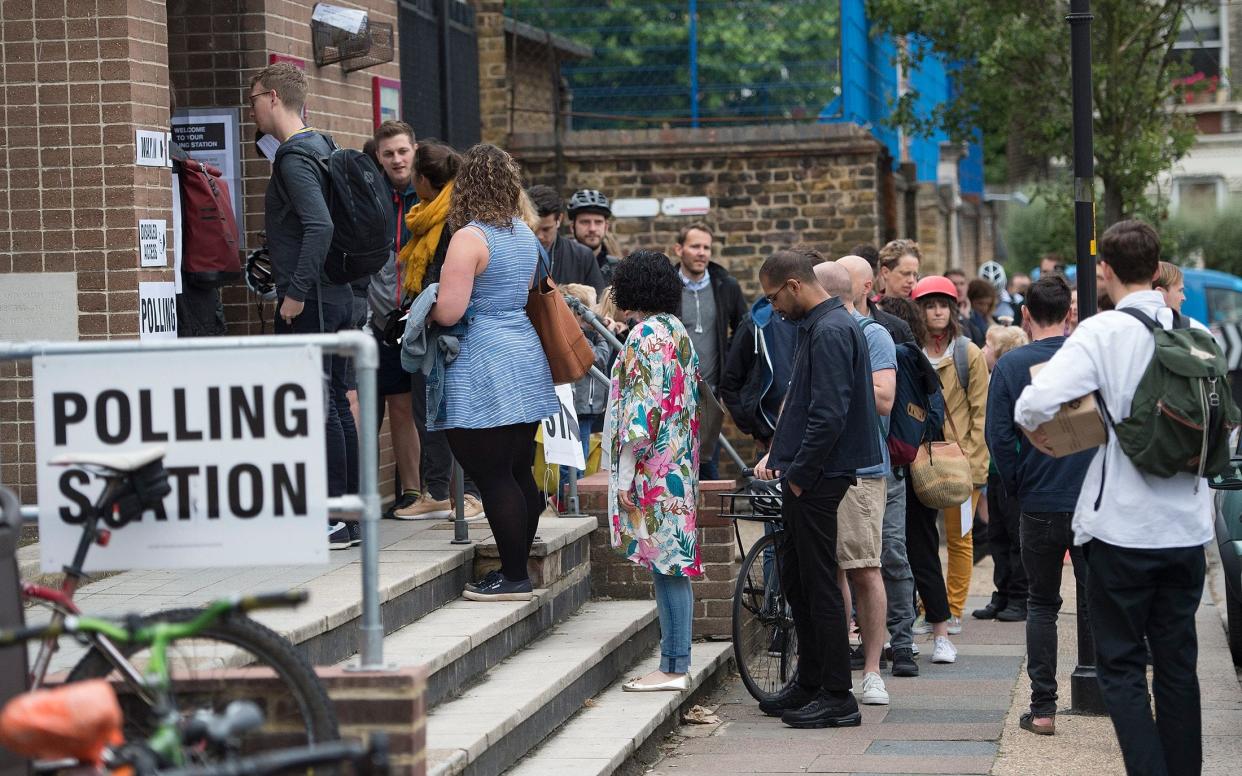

{"left": 764, "top": 279, "right": 794, "bottom": 304}
{"left": 247, "top": 90, "right": 274, "bottom": 107}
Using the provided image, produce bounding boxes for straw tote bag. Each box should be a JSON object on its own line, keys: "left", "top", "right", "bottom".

{"left": 526, "top": 247, "right": 594, "bottom": 384}
{"left": 909, "top": 403, "right": 973, "bottom": 510}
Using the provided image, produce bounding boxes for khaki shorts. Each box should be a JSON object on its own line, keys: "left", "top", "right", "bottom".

{"left": 837, "top": 476, "right": 886, "bottom": 569}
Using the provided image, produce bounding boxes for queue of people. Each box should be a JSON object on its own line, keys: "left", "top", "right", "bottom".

{"left": 252, "top": 60, "right": 1222, "bottom": 770}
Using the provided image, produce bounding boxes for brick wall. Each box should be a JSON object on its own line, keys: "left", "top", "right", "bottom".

{"left": 473, "top": 0, "right": 507, "bottom": 147}
{"left": 1, "top": 0, "right": 174, "bottom": 502}
{"left": 510, "top": 124, "right": 884, "bottom": 299}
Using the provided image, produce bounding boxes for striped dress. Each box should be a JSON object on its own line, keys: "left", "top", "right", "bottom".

{"left": 430, "top": 217, "right": 559, "bottom": 431}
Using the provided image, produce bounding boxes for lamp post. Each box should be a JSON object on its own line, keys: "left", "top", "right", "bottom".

{"left": 1067, "top": 0, "right": 1106, "bottom": 716}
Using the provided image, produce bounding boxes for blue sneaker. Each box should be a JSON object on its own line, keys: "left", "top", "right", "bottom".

{"left": 462, "top": 573, "right": 533, "bottom": 602}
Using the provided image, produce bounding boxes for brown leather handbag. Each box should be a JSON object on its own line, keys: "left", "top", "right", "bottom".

{"left": 526, "top": 248, "right": 595, "bottom": 384}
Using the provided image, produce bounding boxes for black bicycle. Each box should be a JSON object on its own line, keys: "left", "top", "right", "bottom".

{"left": 721, "top": 473, "right": 799, "bottom": 702}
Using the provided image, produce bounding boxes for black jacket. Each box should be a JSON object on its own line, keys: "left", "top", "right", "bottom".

{"left": 549, "top": 236, "right": 606, "bottom": 295}
{"left": 697, "top": 262, "right": 749, "bottom": 386}
{"left": 871, "top": 305, "right": 915, "bottom": 345}
{"left": 767, "top": 297, "right": 882, "bottom": 489}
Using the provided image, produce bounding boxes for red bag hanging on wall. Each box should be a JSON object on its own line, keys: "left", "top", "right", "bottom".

{"left": 177, "top": 158, "right": 241, "bottom": 289}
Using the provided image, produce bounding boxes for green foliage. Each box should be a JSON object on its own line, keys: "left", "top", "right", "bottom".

{"left": 1003, "top": 190, "right": 1076, "bottom": 273}
{"left": 506, "top": 0, "right": 841, "bottom": 126}
{"left": 866, "top": 0, "right": 1206, "bottom": 226}
{"left": 1165, "top": 203, "right": 1242, "bottom": 275}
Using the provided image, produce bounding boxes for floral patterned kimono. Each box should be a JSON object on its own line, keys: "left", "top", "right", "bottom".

{"left": 602, "top": 312, "right": 702, "bottom": 577}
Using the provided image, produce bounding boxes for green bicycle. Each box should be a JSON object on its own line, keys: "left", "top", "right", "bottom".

{"left": 1, "top": 591, "right": 350, "bottom": 773}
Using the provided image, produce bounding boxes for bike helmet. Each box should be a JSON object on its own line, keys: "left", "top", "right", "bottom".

{"left": 978, "top": 260, "right": 1007, "bottom": 290}
{"left": 245, "top": 248, "right": 277, "bottom": 302}
{"left": 567, "top": 189, "right": 612, "bottom": 219}
{"left": 911, "top": 275, "right": 958, "bottom": 302}
{"left": 745, "top": 478, "right": 783, "bottom": 517}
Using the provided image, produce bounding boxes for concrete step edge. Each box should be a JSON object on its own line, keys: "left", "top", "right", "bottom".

{"left": 426, "top": 600, "right": 660, "bottom": 776}
{"left": 503, "top": 640, "right": 735, "bottom": 776}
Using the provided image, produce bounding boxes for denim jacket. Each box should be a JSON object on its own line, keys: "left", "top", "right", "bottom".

{"left": 766, "top": 297, "right": 882, "bottom": 490}
{"left": 399, "top": 283, "right": 471, "bottom": 426}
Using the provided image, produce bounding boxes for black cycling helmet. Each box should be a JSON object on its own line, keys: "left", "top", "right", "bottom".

{"left": 745, "top": 478, "right": 783, "bottom": 517}
{"left": 245, "top": 247, "right": 277, "bottom": 301}
{"left": 567, "top": 189, "right": 611, "bottom": 219}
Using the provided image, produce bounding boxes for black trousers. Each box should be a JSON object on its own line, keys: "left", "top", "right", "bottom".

{"left": 988, "top": 473, "right": 1027, "bottom": 606}
{"left": 1020, "top": 512, "right": 1086, "bottom": 716}
{"left": 904, "top": 477, "right": 952, "bottom": 624}
{"left": 778, "top": 476, "right": 853, "bottom": 694}
{"left": 1086, "top": 540, "right": 1205, "bottom": 776}
{"left": 445, "top": 423, "right": 542, "bottom": 582}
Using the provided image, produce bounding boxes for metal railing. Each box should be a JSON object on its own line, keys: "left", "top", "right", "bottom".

{"left": 0, "top": 332, "right": 390, "bottom": 671}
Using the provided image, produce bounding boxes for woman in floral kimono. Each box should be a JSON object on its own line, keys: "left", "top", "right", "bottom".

{"left": 602, "top": 250, "right": 701, "bottom": 692}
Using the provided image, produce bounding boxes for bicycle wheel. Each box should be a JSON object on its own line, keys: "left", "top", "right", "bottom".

{"left": 732, "top": 529, "right": 799, "bottom": 702}
{"left": 67, "top": 608, "right": 338, "bottom": 762}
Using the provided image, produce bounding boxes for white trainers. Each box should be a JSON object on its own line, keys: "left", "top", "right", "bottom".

{"left": 912, "top": 614, "right": 932, "bottom": 635}
{"left": 947, "top": 616, "right": 963, "bottom": 635}
{"left": 931, "top": 636, "right": 957, "bottom": 664}
{"left": 860, "top": 671, "right": 889, "bottom": 705}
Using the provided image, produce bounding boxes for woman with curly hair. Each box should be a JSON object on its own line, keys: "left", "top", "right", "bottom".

{"left": 430, "top": 143, "right": 559, "bottom": 602}
{"left": 604, "top": 250, "right": 701, "bottom": 692}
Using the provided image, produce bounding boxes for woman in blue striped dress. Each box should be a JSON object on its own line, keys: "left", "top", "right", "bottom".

{"left": 429, "top": 144, "right": 559, "bottom": 601}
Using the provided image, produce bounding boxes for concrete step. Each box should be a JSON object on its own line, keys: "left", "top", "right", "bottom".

{"left": 504, "top": 640, "right": 734, "bottom": 776}
{"left": 426, "top": 600, "right": 661, "bottom": 776}
{"left": 24, "top": 515, "right": 597, "bottom": 676}
{"left": 333, "top": 557, "right": 591, "bottom": 709}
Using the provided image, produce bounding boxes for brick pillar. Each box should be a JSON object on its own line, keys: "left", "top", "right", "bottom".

{"left": 579, "top": 473, "right": 740, "bottom": 638}
{"left": 0, "top": 0, "right": 173, "bottom": 502}
{"left": 470, "top": 0, "right": 509, "bottom": 147}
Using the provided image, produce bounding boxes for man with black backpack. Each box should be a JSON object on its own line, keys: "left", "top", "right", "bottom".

{"left": 250, "top": 62, "right": 389, "bottom": 549}
{"left": 1016, "top": 220, "right": 1238, "bottom": 774}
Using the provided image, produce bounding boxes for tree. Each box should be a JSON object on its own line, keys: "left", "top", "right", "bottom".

{"left": 505, "top": 0, "right": 841, "bottom": 127}
{"left": 865, "top": 0, "right": 1206, "bottom": 228}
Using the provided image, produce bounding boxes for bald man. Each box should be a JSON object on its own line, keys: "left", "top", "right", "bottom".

{"left": 839, "top": 255, "right": 914, "bottom": 345}
{"left": 813, "top": 260, "right": 897, "bottom": 701}
{"left": 839, "top": 255, "right": 919, "bottom": 678}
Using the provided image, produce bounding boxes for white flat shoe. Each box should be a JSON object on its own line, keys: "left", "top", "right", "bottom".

{"left": 621, "top": 675, "right": 688, "bottom": 692}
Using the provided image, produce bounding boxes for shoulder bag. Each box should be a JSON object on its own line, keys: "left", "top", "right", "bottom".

{"left": 526, "top": 244, "right": 594, "bottom": 384}
{"left": 909, "top": 401, "right": 973, "bottom": 509}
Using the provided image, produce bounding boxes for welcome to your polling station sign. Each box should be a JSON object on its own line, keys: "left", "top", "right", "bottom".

{"left": 32, "top": 346, "right": 328, "bottom": 573}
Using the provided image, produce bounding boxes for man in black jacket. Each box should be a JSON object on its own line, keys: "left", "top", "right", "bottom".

{"left": 673, "top": 222, "right": 747, "bottom": 479}
{"left": 755, "top": 249, "right": 882, "bottom": 729}
{"left": 251, "top": 62, "right": 357, "bottom": 548}
{"left": 529, "top": 185, "right": 606, "bottom": 295}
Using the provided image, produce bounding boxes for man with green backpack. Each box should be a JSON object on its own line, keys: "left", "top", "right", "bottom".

{"left": 1015, "top": 220, "right": 1239, "bottom": 776}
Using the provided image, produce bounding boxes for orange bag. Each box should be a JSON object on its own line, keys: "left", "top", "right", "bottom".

{"left": 0, "top": 680, "right": 123, "bottom": 764}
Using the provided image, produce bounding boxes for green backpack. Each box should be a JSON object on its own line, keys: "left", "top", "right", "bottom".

{"left": 1102, "top": 308, "right": 1240, "bottom": 481}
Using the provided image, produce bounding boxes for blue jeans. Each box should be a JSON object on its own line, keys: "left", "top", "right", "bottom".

{"left": 558, "top": 414, "right": 599, "bottom": 500}
{"left": 881, "top": 469, "right": 915, "bottom": 651}
{"left": 652, "top": 570, "right": 693, "bottom": 673}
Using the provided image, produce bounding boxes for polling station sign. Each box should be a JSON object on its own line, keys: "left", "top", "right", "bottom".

{"left": 33, "top": 347, "right": 328, "bottom": 572}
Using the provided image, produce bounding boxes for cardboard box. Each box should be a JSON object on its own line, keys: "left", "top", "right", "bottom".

{"left": 1023, "top": 363, "right": 1107, "bottom": 457}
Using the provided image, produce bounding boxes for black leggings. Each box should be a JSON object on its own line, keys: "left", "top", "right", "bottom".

{"left": 445, "top": 422, "right": 543, "bottom": 582}
{"left": 905, "top": 477, "right": 952, "bottom": 624}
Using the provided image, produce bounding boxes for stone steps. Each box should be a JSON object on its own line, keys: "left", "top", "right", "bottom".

{"left": 425, "top": 600, "right": 661, "bottom": 776}
{"left": 504, "top": 640, "right": 734, "bottom": 776}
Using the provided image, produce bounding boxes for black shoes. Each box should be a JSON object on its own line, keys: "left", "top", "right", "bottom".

{"left": 889, "top": 647, "right": 919, "bottom": 677}
{"left": 972, "top": 595, "right": 1006, "bottom": 620}
{"left": 781, "top": 691, "right": 862, "bottom": 729}
{"left": 995, "top": 602, "right": 1028, "bottom": 622}
{"left": 465, "top": 569, "right": 502, "bottom": 594}
{"left": 849, "top": 644, "right": 887, "bottom": 671}
{"left": 462, "top": 573, "right": 533, "bottom": 601}
{"left": 758, "top": 682, "right": 816, "bottom": 717}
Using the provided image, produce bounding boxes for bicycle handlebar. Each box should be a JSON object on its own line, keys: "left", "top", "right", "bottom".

{"left": 0, "top": 621, "right": 63, "bottom": 646}
{"left": 154, "top": 734, "right": 389, "bottom": 776}
{"left": 237, "top": 590, "right": 309, "bottom": 612}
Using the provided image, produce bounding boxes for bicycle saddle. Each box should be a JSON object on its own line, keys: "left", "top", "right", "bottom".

{"left": 49, "top": 446, "right": 166, "bottom": 473}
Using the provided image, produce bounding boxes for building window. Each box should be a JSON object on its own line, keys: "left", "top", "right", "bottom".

{"left": 1174, "top": 3, "right": 1224, "bottom": 83}
{"left": 1173, "top": 177, "right": 1226, "bottom": 213}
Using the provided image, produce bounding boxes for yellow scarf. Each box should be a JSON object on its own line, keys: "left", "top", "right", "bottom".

{"left": 398, "top": 180, "right": 453, "bottom": 294}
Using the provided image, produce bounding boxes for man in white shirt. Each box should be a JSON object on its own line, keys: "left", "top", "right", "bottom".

{"left": 1014, "top": 220, "right": 1207, "bottom": 775}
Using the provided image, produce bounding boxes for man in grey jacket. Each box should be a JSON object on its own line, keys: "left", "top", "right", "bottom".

{"left": 250, "top": 62, "right": 358, "bottom": 548}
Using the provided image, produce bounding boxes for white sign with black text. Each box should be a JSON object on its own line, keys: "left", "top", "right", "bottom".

{"left": 171, "top": 109, "right": 244, "bottom": 242}
{"left": 138, "top": 282, "right": 178, "bottom": 340}
{"left": 135, "top": 129, "right": 170, "bottom": 167}
{"left": 138, "top": 219, "right": 167, "bottom": 268}
{"left": 33, "top": 347, "right": 328, "bottom": 572}
{"left": 543, "top": 384, "right": 586, "bottom": 470}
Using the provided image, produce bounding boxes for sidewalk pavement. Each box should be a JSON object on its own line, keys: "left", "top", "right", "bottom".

{"left": 645, "top": 547, "right": 1242, "bottom": 775}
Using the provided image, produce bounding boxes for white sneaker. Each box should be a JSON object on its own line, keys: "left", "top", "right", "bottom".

{"left": 912, "top": 614, "right": 932, "bottom": 635}
{"left": 947, "top": 616, "right": 963, "bottom": 635}
{"left": 932, "top": 636, "right": 957, "bottom": 664}
{"left": 860, "top": 671, "right": 889, "bottom": 705}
